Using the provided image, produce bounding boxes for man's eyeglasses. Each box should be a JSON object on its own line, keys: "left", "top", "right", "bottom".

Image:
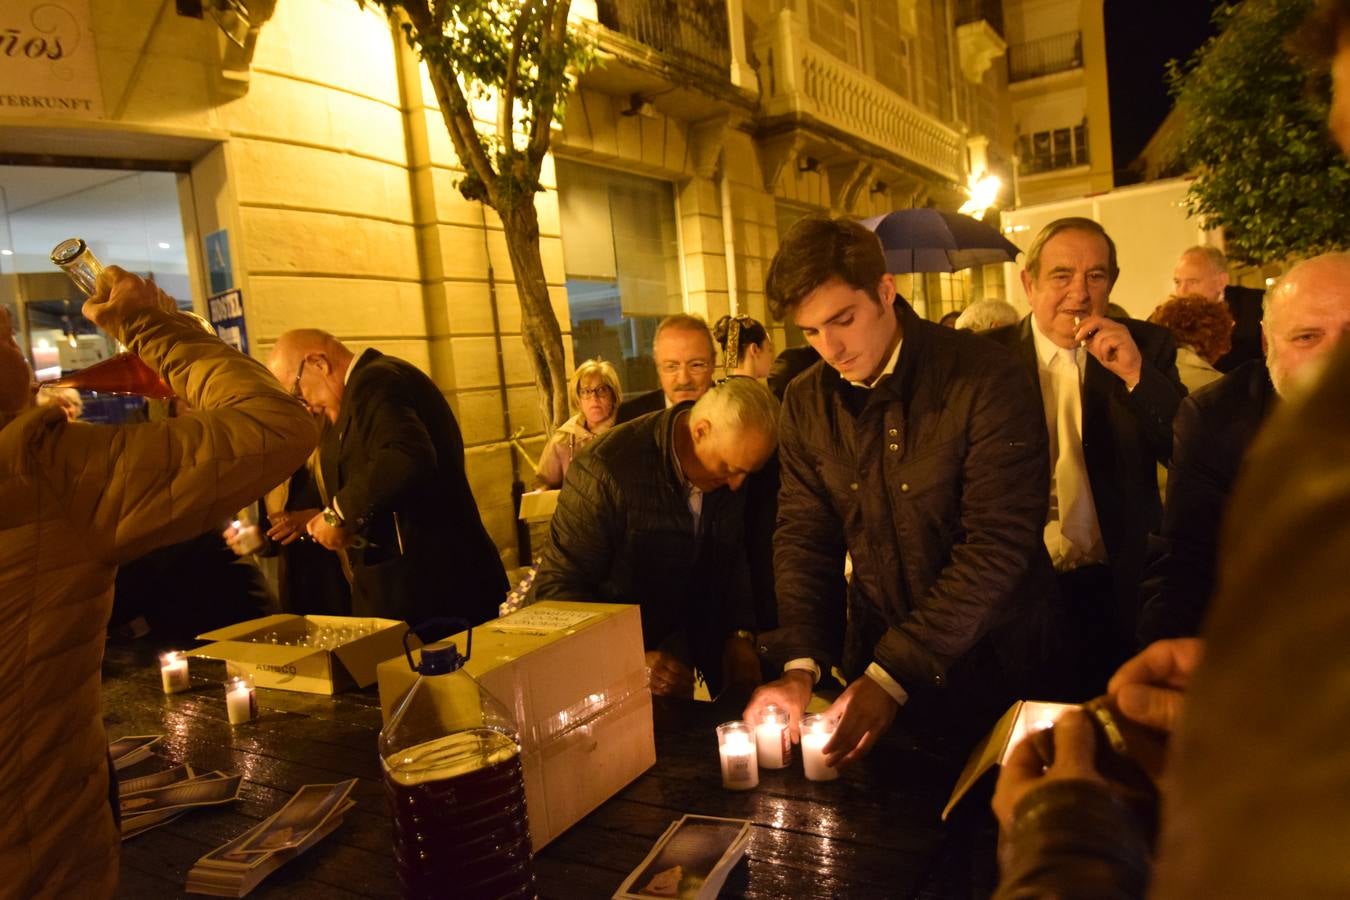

{"left": 578, "top": 386, "right": 611, "bottom": 399}
{"left": 658, "top": 360, "right": 711, "bottom": 376}
{"left": 290, "top": 358, "right": 307, "bottom": 401}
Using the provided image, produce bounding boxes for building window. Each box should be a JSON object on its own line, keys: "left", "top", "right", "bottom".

{"left": 1017, "top": 122, "right": 1089, "bottom": 174}
{"left": 555, "top": 159, "right": 682, "bottom": 397}
{"left": 870, "top": 1, "right": 915, "bottom": 101}
{"left": 808, "top": 0, "right": 863, "bottom": 68}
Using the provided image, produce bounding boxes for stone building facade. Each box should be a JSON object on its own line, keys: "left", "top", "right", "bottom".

{"left": 1, "top": 0, "right": 1020, "bottom": 568}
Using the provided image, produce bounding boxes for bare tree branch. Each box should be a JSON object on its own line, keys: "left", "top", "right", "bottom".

{"left": 397, "top": 0, "right": 501, "bottom": 203}
{"left": 499, "top": 0, "right": 538, "bottom": 148}
{"left": 365, "top": 0, "right": 587, "bottom": 431}
{"left": 528, "top": 0, "right": 571, "bottom": 160}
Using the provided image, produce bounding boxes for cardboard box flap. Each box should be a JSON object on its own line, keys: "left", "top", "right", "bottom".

{"left": 332, "top": 631, "right": 407, "bottom": 687}
{"left": 306, "top": 614, "right": 406, "bottom": 631}
{"left": 186, "top": 640, "right": 320, "bottom": 667}
{"left": 195, "top": 614, "right": 300, "bottom": 642}
{"left": 187, "top": 614, "right": 409, "bottom": 695}
{"left": 942, "top": 700, "right": 1077, "bottom": 820}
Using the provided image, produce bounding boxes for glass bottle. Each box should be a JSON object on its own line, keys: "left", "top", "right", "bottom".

{"left": 42, "top": 238, "right": 175, "bottom": 400}
{"left": 380, "top": 623, "right": 536, "bottom": 900}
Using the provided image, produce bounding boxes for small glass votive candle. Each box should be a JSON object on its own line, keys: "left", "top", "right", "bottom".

{"left": 800, "top": 714, "right": 840, "bottom": 782}
{"left": 755, "top": 704, "right": 791, "bottom": 769}
{"left": 229, "top": 519, "right": 264, "bottom": 555}
{"left": 224, "top": 675, "right": 257, "bottom": 726}
{"left": 160, "top": 651, "right": 190, "bottom": 694}
{"left": 716, "top": 721, "right": 759, "bottom": 790}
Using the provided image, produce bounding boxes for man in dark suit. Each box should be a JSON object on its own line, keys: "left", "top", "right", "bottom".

{"left": 1139, "top": 251, "right": 1350, "bottom": 643}
{"left": 615, "top": 314, "right": 715, "bottom": 423}
{"left": 271, "top": 330, "right": 507, "bottom": 633}
{"left": 987, "top": 218, "right": 1185, "bottom": 698}
{"left": 1172, "top": 245, "right": 1264, "bottom": 372}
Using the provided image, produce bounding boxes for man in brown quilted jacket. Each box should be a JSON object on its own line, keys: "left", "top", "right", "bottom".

{"left": 0, "top": 269, "right": 315, "bottom": 898}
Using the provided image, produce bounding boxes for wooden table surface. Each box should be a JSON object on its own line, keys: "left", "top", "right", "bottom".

{"left": 105, "top": 638, "right": 996, "bottom": 899}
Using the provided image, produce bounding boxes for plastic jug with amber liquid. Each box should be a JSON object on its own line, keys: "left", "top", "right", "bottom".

{"left": 380, "top": 620, "right": 536, "bottom": 900}
{"left": 41, "top": 238, "right": 175, "bottom": 399}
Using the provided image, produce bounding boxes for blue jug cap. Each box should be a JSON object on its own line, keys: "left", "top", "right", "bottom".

{"left": 417, "top": 642, "right": 467, "bottom": 675}
{"left": 402, "top": 618, "right": 473, "bottom": 675}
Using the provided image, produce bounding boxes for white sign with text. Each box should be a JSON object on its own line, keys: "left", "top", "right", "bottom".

{"left": 0, "top": 0, "right": 104, "bottom": 119}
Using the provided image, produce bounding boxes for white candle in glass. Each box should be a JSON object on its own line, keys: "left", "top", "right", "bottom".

{"left": 755, "top": 704, "right": 791, "bottom": 769}
{"left": 160, "top": 651, "right": 190, "bottom": 694}
{"left": 800, "top": 714, "right": 839, "bottom": 782}
{"left": 716, "top": 721, "right": 759, "bottom": 790}
{"left": 225, "top": 676, "right": 257, "bottom": 726}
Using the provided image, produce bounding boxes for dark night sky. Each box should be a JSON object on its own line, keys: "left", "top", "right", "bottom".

{"left": 1104, "top": 0, "right": 1223, "bottom": 174}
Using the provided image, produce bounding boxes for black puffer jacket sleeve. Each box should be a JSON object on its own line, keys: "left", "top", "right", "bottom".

{"left": 532, "top": 448, "right": 622, "bottom": 600}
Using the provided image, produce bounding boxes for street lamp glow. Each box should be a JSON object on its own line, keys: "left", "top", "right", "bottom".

{"left": 958, "top": 173, "right": 1002, "bottom": 220}
{"left": 0, "top": 249, "right": 12, "bottom": 256}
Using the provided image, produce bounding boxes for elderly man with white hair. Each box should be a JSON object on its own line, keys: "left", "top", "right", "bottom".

{"left": 532, "top": 375, "right": 778, "bottom": 700}
{"left": 1140, "top": 251, "right": 1350, "bottom": 643}
{"left": 1171, "top": 244, "right": 1265, "bottom": 372}
{"left": 955, "top": 298, "right": 1021, "bottom": 332}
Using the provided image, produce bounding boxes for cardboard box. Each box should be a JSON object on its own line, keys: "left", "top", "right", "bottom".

{"left": 377, "top": 601, "right": 655, "bottom": 850}
{"left": 942, "top": 699, "right": 1077, "bottom": 820}
{"left": 187, "top": 614, "right": 408, "bottom": 695}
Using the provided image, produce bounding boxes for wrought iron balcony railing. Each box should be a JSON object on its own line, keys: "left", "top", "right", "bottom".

{"left": 1007, "top": 31, "right": 1083, "bottom": 82}
{"left": 595, "top": 0, "right": 731, "bottom": 81}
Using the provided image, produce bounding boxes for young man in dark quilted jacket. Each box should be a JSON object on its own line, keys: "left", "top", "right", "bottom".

{"left": 743, "top": 216, "right": 1055, "bottom": 764}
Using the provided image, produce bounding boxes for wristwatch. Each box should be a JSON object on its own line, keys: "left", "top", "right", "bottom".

{"left": 732, "top": 629, "right": 756, "bottom": 645}
{"left": 321, "top": 506, "right": 344, "bottom": 528}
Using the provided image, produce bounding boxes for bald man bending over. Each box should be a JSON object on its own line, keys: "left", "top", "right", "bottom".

{"left": 270, "top": 331, "right": 506, "bottom": 633}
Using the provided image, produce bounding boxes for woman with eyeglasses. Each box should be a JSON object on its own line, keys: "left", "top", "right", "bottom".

{"left": 713, "top": 314, "right": 775, "bottom": 380}
{"left": 535, "top": 358, "right": 622, "bottom": 489}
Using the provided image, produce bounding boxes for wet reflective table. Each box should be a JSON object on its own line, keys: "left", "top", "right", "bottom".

{"left": 104, "top": 639, "right": 996, "bottom": 899}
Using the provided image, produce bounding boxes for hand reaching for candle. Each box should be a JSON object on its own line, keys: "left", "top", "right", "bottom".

{"left": 646, "top": 650, "right": 695, "bottom": 698}
{"left": 991, "top": 708, "right": 1104, "bottom": 831}
{"left": 820, "top": 675, "right": 898, "bottom": 768}
{"left": 742, "top": 670, "right": 814, "bottom": 740}
{"left": 267, "top": 508, "right": 320, "bottom": 546}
